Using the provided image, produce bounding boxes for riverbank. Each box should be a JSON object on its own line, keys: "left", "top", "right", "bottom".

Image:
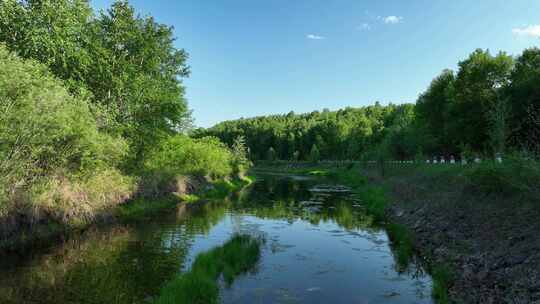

{"left": 0, "top": 175, "right": 254, "bottom": 253}
{"left": 253, "top": 161, "right": 540, "bottom": 303}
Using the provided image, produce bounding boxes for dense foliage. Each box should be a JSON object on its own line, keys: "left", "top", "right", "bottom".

{"left": 0, "top": 1, "right": 246, "bottom": 237}
{"left": 144, "top": 135, "right": 235, "bottom": 179}
{"left": 199, "top": 48, "right": 540, "bottom": 161}
{"left": 0, "top": 46, "right": 126, "bottom": 182}
{"left": 0, "top": 44, "right": 134, "bottom": 224}
{"left": 0, "top": 0, "right": 191, "bottom": 166}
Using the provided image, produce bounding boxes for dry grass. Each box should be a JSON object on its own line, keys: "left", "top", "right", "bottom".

{"left": 0, "top": 169, "right": 136, "bottom": 246}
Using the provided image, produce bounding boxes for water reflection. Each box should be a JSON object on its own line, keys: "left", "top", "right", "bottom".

{"left": 0, "top": 174, "right": 433, "bottom": 304}
{"left": 0, "top": 202, "right": 229, "bottom": 304}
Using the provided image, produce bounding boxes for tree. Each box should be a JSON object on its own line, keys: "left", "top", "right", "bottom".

{"left": 0, "top": 0, "right": 192, "bottom": 167}
{"left": 267, "top": 147, "right": 276, "bottom": 161}
{"left": 450, "top": 49, "right": 514, "bottom": 151}
{"left": 310, "top": 144, "right": 320, "bottom": 163}
{"left": 0, "top": 0, "right": 94, "bottom": 90}
{"left": 415, "top": 69, "right": 456, "bottom": 154}
{"left": 88, "top": 1, "right": 191, "bottom": 164}
{"left": 231, "top": 136, "right": 250, "bottom": 175}
{"left": 507, "top": 48, "right": 540, "bottom": 152}
{"left": 293, "top": 151, "right": 300, "bottom": 161}
{"left": 487, "top": 98, "right": 510, "bottom": 156}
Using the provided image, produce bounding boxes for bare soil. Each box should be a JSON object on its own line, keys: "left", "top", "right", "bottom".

{"left": 373, "top": 168, "right": 540, "bottom": 303}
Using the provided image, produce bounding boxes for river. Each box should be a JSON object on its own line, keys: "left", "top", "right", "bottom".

{"left": 0, "top": 173, "right": 433, "bottom": 303}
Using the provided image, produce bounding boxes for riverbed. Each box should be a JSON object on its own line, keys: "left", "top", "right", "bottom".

{"left": 0, "top": 173, "right": 434, "bottom": 303}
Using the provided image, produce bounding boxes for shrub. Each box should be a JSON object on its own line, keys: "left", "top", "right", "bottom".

{"left": 0, "top": 45, "right": 127, "bottom": 186}
{"left": 144, "top": 135, "right": 234, "bottom": 179}
{"left": 465, "top": 155, "right": 540, "bottom": 197}
{"left": 0, "top": 45, "right": 133, "bottom": 233}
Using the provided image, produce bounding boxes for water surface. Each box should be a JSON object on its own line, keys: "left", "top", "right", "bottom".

{"left": 0, "top": 173, "right": 433, "bottom": 303}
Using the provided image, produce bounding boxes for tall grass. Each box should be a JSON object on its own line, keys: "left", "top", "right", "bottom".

{"left": 465, "top": 155, "right": 540, "bottom": 198}
{"left": 431, "top": 264, "right": 453, "bottom": 304}
{"left": 154, "top": 234, "right": 262, "bottom": 304}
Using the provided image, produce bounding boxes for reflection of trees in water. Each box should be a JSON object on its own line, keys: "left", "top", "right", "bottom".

{"left": 238, "top": 176, "right": 430, "bottom": 278}
{"left": 0, "top": 201, "right": 230, "bottom": 304}
{"left": 235, "top": 176, "right": 378, "bottom": 231}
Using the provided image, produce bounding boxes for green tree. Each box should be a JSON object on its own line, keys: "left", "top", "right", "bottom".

{"left": 450, "top": 49, "right": 514, "bottom": 151}
{"left": 0, "top": 0, "right": 94, "bottom": 90}
{"left": 415, "top": 69, "right": 456, "bottom": 154}
{"left": 507, "top": 48, "right": 540, "bottom": 153}
{"left": 0, "top": 0, "right": 192, "bottom": 167}
{"left": 267, "top": 147, "right": 276, "bottom": 161}
{"left": 310, "top": 144, "right": 320, "bottom": 163}
{"left": 231, "top": 136, "right": 250, "bottom": 176}
{"left": 487, "top": 98, "right": 510, "bottom": 156}
{"left": 293, "top": 151, "right": 300, "bottom": 161}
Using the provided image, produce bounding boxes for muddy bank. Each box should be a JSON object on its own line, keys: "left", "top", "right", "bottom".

{"left": 376, "top": 169, "right": 540, "bottom": 303}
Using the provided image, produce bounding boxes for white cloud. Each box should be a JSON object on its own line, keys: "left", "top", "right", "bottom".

{"left": 383, "top": 16, "right": 403, "bottom": 24}
{"left": 512, "top": 25, "right": 540, "bottom": 38}
{"left": 307, "top": 34, "right": 325, "bottom": 40}
{"left": 358, "top": 23, "right": 371, "bottom": 31}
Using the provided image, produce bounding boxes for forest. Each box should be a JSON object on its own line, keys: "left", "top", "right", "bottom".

{"left": 199, "top": 48, "right": 540, "bottom": 162}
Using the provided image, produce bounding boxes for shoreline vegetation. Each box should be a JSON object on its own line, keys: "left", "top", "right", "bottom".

{"left": 154, "top": 234, "right": 262, "bottom": 304}
{"left": 0, "top": 1, "right": 255, "bottom": 252}
{"left": 0, "top": 174, "right": 254, "bottom": 252}
{"left": 253, "top": 160, "right": 540, "bottom": 303}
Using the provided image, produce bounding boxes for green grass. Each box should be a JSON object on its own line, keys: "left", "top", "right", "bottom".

{"left": 176, "top": 193, "right": 201, "bottom": 203}
{"left": 386, "top": 223, "right": 415, "bottom": 271}
{"left": 431, "top": 264, "right": 453, "bottom": 304}
{"left": 116, "top": 196, "right": 179, "bottom": 221}
{"left": 154, "top": 234, "right": 262, "bottom": 304}
{"left": 202, "top": 176, "right": 254, "bottom": 200}
{"left": 118, "top": 176, "right": 255, "bottom": 221}
{"left": 178, "top": 176, "right": 255, "bottom": 204}
{"left": 307, "top": 170, "right": 329, "bottom": 176}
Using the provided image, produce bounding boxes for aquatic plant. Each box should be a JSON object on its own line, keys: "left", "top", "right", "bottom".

{"left": 154, "top": 234, "right": 262, "bottom": 304}
{"left": 431, "top": 264, "right": 453, "bottom": 304}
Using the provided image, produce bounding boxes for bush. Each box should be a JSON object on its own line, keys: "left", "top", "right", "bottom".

{"left": 144, "top": 135, "right": 234, "bottom": 179}
{"left": 0, "top": 45, "right": 133, "bottom": 233}
{"left": 466, "top": 155, "right": 540, "bottom": 197}
{"left": 0, "top": 45, "right": 127, "bottom": 185}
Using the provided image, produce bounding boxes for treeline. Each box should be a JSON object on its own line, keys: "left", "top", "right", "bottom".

{"left": 0, "top": 0, "right": 247, "bottom": 239}
{"left": 198, "top": 48, "right": 540, "bottom": 161}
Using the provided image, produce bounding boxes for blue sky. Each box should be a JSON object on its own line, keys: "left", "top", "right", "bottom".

{"left": 91, "top": 0, "right": 540, "bottom": 127}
